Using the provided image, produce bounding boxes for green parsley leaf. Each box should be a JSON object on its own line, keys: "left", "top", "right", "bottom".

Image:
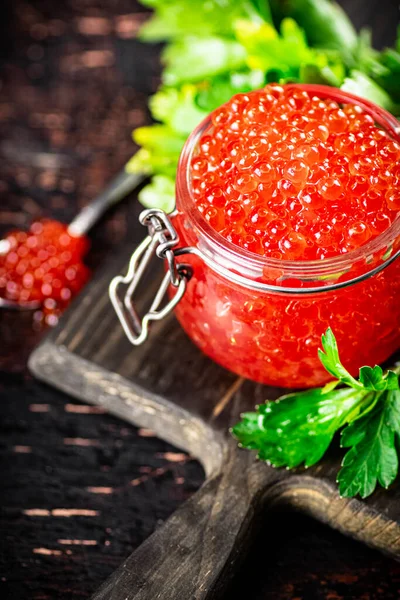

{"left": 341, "top": 70, "right": 398, "bottom": 114}
{"left": 150, "top": 85, "right": 208, "bottom": 135}
{"left": 133, "top": 124, "right": 186, "bottom": 157}
{"left": 386, "top": 371, "right": 400, "bottom": 391}
{"left": 359, "top": 365, "right": 387, "bottom": 391}
{"left": 250, "top": 0, "right": 273, "bottom": 23}
{"left": 139, "top": 0, "right": 268, "bottom": 41}
{"left": 372, "top": 49, "right": 400, "bottom": 106}
{"left": 353, "top": 28, "right": 382, "bottom": 75}
{"left": 126, "top": 125, "right": 186, "bottom": 180}
{"left": 232, "top": 328, "right": 400, "bottom": 498}
{"left": 162, "top": 36, "right": 248, "bottom": 85}
{"left": 236, "top": 18, "right": 325, "bottom": 77}
{"left": 196, "top": 70, "right": 266, "bottom": 113}
{"left": 137, "top": 175, "right": 176, "bottom": 214}
{"left": 300, "top": 64, "right": 342, "bottom": 87}
{"left": 232, "top": 386, "right": 367, "bottom": 468}
{"left": 357, "top": 365, "right": 400, "bottom": 392}
{"left": 318, "top": 327, "right": 363, "bottom": 390}
{"left": 338, "top": 390, "right": 400, "bottom": 498}
{"left": 270, "top": 0, "right": 358, "bottom": 66}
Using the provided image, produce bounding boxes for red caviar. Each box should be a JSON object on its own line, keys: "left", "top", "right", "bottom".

{"left": 172, "top": 85, "right": 400, "bottom": 387}
{"left": 191, "top": 85, "right": 400, "bottom": 260}
{"left": 0, "top": 219, "right": 90, "bottom": 324}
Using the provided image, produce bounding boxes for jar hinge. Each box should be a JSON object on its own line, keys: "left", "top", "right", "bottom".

{"left": 109, "top": 208, "right": 192, "bottom": 346}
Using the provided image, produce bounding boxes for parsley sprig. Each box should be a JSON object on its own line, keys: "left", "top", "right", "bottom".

{"left": 232, "top": 328, "right": 400, "bottom": 498}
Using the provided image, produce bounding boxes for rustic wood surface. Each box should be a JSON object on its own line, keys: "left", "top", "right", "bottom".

{"left": 1, "top": 0, "right": 400, "bottom": 599}
{"left": 29, "top": 242, "right": 400, "bottom": 598}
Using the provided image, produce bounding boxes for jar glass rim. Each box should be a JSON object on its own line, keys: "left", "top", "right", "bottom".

{"left": 176, "top": 84, "right": 400, "bottom": 278}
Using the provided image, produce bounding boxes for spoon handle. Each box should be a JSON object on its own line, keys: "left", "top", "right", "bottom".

{"left": 68, "top": 170, "right": 145, "bottom": 237}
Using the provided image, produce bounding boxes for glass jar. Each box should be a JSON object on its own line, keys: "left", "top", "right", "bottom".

{"left": 111, "top": 85, "right": 400, "bottom": 388}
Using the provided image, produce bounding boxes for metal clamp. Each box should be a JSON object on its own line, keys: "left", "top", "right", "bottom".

{"left": 109, "top": 209, "right": 192, "bottom": 346}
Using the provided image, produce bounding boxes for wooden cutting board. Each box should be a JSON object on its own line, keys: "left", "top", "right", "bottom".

{"left": 29, "top": 213, "right": 400, "bottom": 600}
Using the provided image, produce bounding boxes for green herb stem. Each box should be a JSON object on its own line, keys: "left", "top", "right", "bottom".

{"left": 232, "top": 328, "right": 400, "bottom": 499}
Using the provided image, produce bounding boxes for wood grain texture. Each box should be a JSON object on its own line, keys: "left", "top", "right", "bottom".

{"left": 29, "top": 229, "right": 400, "bottom": 598}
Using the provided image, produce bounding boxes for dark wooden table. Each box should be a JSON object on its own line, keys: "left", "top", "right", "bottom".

{"left": 0, "top": 1, "right": 399, "bottom": 598}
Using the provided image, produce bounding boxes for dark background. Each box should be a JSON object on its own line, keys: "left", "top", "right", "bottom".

{"left": 0, "top": 1, "right": 399, "bottom": 598}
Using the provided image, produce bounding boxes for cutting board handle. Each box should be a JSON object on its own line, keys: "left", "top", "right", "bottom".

{"left": 91, "top": 457, "right": 271, "bottom": 600}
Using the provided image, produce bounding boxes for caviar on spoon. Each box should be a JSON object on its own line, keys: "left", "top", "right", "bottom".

{"left": 0, "top": 170, "right": 143, "bottom": 324}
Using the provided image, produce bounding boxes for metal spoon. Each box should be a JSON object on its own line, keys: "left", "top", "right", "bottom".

{"left": 0, "top": 169, "right": 144, "bottom": 310}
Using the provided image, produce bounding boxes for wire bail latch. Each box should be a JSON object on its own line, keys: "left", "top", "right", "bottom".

{"left": 109, "top": 208, "right": 191, "bottom": 345}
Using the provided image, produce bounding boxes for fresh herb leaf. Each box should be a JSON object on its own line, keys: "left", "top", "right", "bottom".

{"left": 318, "top": 327, "right": 362, "bottom": 389}
{"left": 139, "top": 0, "right": 268, "bottom": 41}
{"left": 338, "top": 390, "right": 400, "bottom": 498}
{"left": 386, "top": 371, "right": 400, "bottom": 391}
{"left": 232, "top": 328, "right": 400, "bottom": 498}
{"left": 150, "top": 85, "right": 208, "bottom": 135}
{"left": 270, "top": 0, "right": 358, "bottom": 66}
{"left": 321, "top": 379, "right": 340, "bottom": 394}
{"left": 126, "top": 125, "right": 186, "bottom": 179}
{"left": 137, "top": 175, "right": 176, "bottom": 214}
{"left": 341, "top": 70, "right": 399, "bottom": 115}
{"left": 196, "top": 70, "right": 266, "bottom": 112}
{"left": 359, "top": 365, "right": 387, "bottom": 391}
{"left": 353, "top": 28, "right": 382, "bottom": 75}
{"left": 372, "top": 49, "right": 400, "bottom": 105}
{"left": 251, "top": 0, "right": 273, "bottom": 23}
{"left": 233, "top": 386, "right": 367, "bottom": 468}
{"left": 162, "top": 36, "right": 248, "bottom": 85}
{"left": 300, "top": 63, "right": 344, "bottom": 87}
{"left": 133, "top": 124, "right": 186, "bottom": 157}
{"left": 235, "top": 18, "right": 327, "bottom": 77}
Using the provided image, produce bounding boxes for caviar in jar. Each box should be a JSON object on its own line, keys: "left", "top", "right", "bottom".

{"left": 173, "top": 84, "right": 400, "bottom": 388}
